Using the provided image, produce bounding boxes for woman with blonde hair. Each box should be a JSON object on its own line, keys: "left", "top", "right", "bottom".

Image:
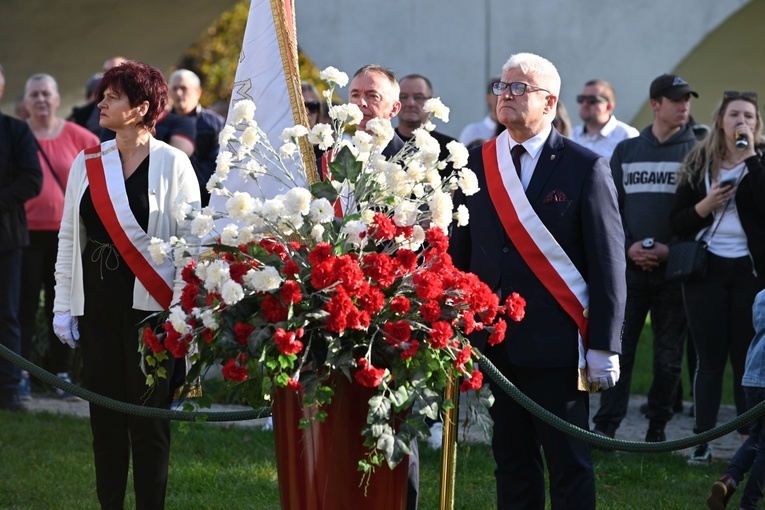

{"left": 671, "top": 91, "right": 765, "bottom": 466}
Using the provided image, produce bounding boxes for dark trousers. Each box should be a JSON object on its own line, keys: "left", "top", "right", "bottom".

{"left": 593, "top": 268, "right": 686, "bottom": 435}
{"left": 685, "top": 253, "right": 763, "bottom": 435}
{"left": 726, "top": 387, "right": 765, "bottom": 509}
{"left": 81, "top": 239, "right": 176, "bottom": 510}
{"left": 0, "top": 248, "right": 23, "bottom": 394}
{"left": 19, "top": 230, "right": 73, "bottom": 374}
{"left": 486, "top": 346, "right": 595, "bottom": 510}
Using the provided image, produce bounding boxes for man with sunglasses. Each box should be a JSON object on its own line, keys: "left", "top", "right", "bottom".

{"left": 450, "top": 52, "right": 626, "bottom": 510}
{"left": 592, "top": 73, "right": 702, "bottom": 445}
{"left": 572, "top": 79, "right": 638, "bottom": 159}
{"left": 169, "top": 69, "right": 225, "bottom": 206}
{"left": 395, "top": 74, "right": 457, "bottom": 180}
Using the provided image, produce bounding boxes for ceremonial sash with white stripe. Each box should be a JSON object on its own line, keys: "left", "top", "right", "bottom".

{"left": 320, "top": 151, "right": 346, "bottom": 218}
{"left": 483, "top": 132, "right": 590, "bottom": 374}
{"left": 84, "top": 144, "right": 175, "bottom": 310}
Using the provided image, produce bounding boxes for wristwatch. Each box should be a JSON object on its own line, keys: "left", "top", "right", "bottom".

{"left": 642, "top": 238, "right": 655, "bottom": 249}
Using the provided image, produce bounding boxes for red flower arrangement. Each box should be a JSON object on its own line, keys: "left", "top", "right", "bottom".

{"left": 140, "top": 71, "right": 525, "bottom": 472}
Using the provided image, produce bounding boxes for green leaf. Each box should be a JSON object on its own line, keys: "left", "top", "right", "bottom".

{"left": 310, "top": 179, "right": 339, "bottom": 202}
{"left": 367, "top": 395, "right": 391, "bottom": 422}
{"left": 328, "top": 145, "right": 363, "bottom": 183}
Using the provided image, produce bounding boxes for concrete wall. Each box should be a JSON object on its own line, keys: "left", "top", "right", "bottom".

{"left": 296, "top": 0, "right": 751, "bottom": 138}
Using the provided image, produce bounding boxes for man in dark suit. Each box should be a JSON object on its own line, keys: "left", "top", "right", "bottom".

{"left": 450, "top": 52, "right": 626, "bottom": 509}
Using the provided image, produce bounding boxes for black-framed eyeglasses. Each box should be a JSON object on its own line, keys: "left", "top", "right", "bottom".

{"left": 304, "top": 101, "right": 321, "bottom": 113}
{"left": 576, "top": 94, "right": 609, "bottom": 105}
{"left": 399, "top": 94, "right": 431, "bottom": 104}
{"left": 723, "top": 91, "right": 758, "bottom": 103}
{"left": 492, "top": 81, "right": 550, "bottom": 97}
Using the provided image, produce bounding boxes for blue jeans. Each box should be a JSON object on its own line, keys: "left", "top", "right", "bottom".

{"left": 593, "top": 267, "right": 687, "bottom": 434}
{"left": 0, "top": 248, "right": 23, "bottom": 394}
{"left": 726, "top": 387, "right": 765, "bottom": 509}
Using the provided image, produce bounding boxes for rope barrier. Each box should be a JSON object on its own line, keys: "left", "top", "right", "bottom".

{"left": 0, "top": 343, "right": 269, "bottom": 422}
{"left": 3, "top": 341, "right": 764, "bottom": 453}
{"left": 477, "top": 353, "right": 765, "bottom": 453}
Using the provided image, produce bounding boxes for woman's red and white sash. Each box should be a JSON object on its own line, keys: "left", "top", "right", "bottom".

{"left": 482, "top": 132, "right": 590, "bottom": 371}
{"left": 84, "top": 143, "right": 174, "bottom": 310}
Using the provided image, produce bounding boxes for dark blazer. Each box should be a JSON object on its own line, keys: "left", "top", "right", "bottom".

{"left": 450, "top": 128, "right": 626, "bottom": 367}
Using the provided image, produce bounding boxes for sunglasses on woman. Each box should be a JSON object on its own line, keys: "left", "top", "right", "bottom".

{"left": 304, "top": 101, "right": 321, "bottom": 113}
{"left": 723, "top": 91, "right": 758, "bottom": 103}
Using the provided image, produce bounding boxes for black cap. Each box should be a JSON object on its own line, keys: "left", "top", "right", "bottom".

{"left": 649, "top": 74, "right": 698, "bottom": 101}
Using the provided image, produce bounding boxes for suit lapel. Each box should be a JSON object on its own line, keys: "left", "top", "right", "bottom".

{"left": 525, "top": 129, "right": 565, "bottom": 204}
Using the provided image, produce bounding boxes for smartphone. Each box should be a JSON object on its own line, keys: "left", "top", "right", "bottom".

{"left": 719, "top": 177, "right": 737, "bottom": 190}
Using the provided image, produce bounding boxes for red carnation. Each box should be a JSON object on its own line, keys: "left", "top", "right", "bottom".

{"left": 395, "top": 249, "right": 418, "bottom": 273}
{"left": 505, "top": 292, "right": 526, "bottom": 322}
{"left": 425, "top": 226, "right": 449, "bottom": 253}
{"left": 180, "top": 283, "right": 199, "bottom": 313}
{"left": 455, "top": 345, "right": 472, "bottom": 374}
{"left": 383, "top": 320, "right": 412, "bottom": 345}
{"left": 413, "top": 272, "right": 443, "bottom": 300}
{"left": 142, "top": 326, "right": 165, "bottom": 354}
{"left": 308, "top": 242, "right": 333, "bottom": 266}
{"left": 428, "top": 321, "right": 454, "bottom": 349}
{"left": 324, "top": 288, "right": 355, "bottom": 333}
{"left": 229, "top": 262, "right": 250, "bottom": 284}
{"left": 362, "top": 252, "right": 396, "bottom": 287}
{"left": 286, "top": 378, "right": 303, "bottom": 391}
{"left": 274, "top": 328, "right": 304, "bottom": 355}
{"left": 280, "top": 280, "right": 303, "bottom": 305}
{"left": 420, "top": 300, "right": 442, "bottom": 323}
{"left": 389, "top": 296, "right": 411, "bottom": 314}
{"left": 165, "top": 332, "right": 190, "bottom": 358}
{"left": 202, "top": 328, "right": 216, "bottom": 344}
{"left": 357, "top": 284, "right": 385, "bottom": 314}
{"left": 181, "top": 260, "right": 201, "bottom": 284}
{"left": 460, "top": 369, "right": 483, "bottom": 392}
{"left": 221, "top": 356, "right": 249, "bottom": 382}
{"left": 282, "top": 259, "right": 300, "bottom": 278}
{"left": 400, "top": 339, "right": 420, "bottom": 360}
{"left": 234, "top": 322, "right": 255, "bottom": 345}
{"left": 488, "top": 319, "right": 507, "bottom": 346}
{"left": 370, "top": 212, "right": 397, "bottom": 241}
{"left": 260, "top": 238, "right": 288, "bottom": 260}
{"left": 354, "top": 358, "right": 386, "bottom": 388}
{"left": 261, "top": 294, "right": 288, "bottom": 322}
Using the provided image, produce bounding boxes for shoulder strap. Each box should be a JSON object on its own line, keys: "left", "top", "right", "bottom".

{"left": 33, "top": 138, "right": 66, "bottom": 193}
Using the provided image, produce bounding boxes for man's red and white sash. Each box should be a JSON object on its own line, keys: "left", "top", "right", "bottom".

{"left": 320, "top": 150, "right": 346, "bottom": 218}
{"left": 84, "top": 143, "right": 174, "bottom": 310}
{"left": 482, "top": 132, "right": 590, "bottom": 369}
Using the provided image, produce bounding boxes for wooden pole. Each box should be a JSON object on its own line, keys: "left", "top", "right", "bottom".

{"left": 438, "top": 368, "right": 458, "bottom": 509}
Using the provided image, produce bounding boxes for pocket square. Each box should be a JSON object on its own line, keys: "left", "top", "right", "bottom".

{"left": 543, "top": 190, "right": 569, "bottom": 203}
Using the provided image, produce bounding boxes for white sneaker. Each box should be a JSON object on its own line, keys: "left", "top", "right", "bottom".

{"left": 427, "top": 422, "right": 443, "bottom": 449}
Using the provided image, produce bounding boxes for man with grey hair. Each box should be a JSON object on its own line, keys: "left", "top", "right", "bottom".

{"left": 450, "top": 52, "right": 626, "bottom": 509}
{"left": 169, "top": 69, "right": 225, "bottom": 206}
{"left": 0, "top": 63, "right": 43, "bottom": 411}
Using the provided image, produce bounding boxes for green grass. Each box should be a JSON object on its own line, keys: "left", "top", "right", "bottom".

{"left": 0, "top": 410, "right": 733, "bottom": 510}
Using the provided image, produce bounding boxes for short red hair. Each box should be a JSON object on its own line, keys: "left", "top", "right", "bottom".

{"left": 96, "top": 60, "right": 167, "bottom": 131}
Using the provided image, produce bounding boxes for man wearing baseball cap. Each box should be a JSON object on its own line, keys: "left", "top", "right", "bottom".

{"left": 592, "top": 73, "right": 704, "bottom": 446}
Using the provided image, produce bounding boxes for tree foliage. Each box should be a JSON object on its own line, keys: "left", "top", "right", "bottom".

{"left": 175, "top": 0, "right": 326, "bottom": 109}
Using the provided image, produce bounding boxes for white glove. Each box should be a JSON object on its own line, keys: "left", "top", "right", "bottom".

{"left": 53, "top": 312, "right": 80, "bottom": 349}
{"left": 585, "top": 349, "right": 620, "bottom": 390}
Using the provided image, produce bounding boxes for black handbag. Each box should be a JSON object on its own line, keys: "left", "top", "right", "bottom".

{"left": 666, "top": 185, "right": 735, "bottom": 283}
{"left": 665, "top": 240, "right": 709, "bottom": 282}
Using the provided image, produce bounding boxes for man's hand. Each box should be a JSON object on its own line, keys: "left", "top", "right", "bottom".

{"left": 627, "top": 241, "right": 659, "bottom": 271}
{"left": 586, "top": 349, "right": 620, "bottom": 390}
{"left": 53, "top": 312, "right": 80, "bottom": 349}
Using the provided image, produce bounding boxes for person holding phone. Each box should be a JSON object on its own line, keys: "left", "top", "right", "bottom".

{"left": 671, "top": 91, "right": 765, "bottom": 465}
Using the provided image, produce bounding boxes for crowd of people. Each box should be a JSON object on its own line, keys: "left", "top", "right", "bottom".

{"left": 1, "top": 51, "right": 764, "bottom": 510}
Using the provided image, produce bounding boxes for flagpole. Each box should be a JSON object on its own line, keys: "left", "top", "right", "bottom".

{"left": 438, "top": 368, "right": 458, "bottom": 509}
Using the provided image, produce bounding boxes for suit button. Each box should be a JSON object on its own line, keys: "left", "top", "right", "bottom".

{"left": 502, "top": 247, "right": 509, "bottom": 253}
